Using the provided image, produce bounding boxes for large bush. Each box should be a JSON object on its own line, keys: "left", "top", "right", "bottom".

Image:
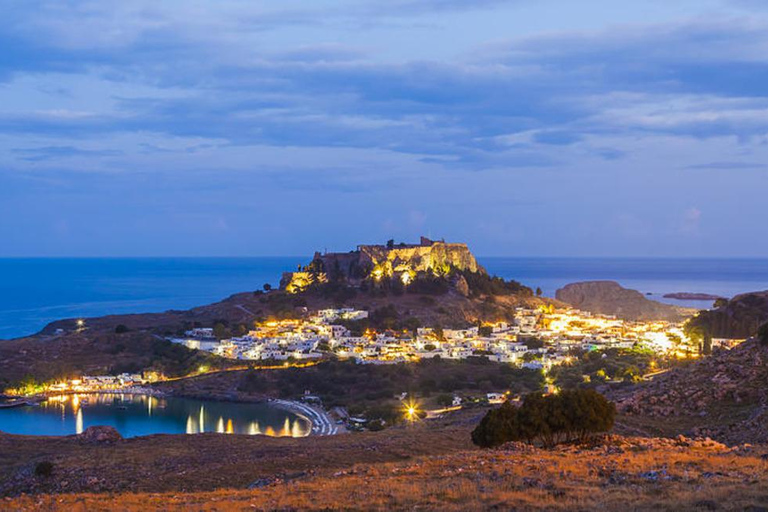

{"left": 471, "top": 389, "right": 615, "bottom": 448}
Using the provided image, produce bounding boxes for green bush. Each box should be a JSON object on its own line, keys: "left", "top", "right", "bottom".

{"left": 471, "top": 389, "right": 615, "bottom": 448}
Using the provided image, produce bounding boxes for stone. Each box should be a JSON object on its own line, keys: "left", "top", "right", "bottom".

{"left": 77, "top": 426, "right": 122, "bottom": 444}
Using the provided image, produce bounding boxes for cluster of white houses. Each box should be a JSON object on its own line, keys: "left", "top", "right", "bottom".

{"left": 47, "top": 373, "right": 148, "bottom": 393}
{"left": 170, "top": 306, "right": 697, "bottom": 370}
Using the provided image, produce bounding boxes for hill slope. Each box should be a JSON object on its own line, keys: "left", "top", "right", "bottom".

{"left": 3, "top": 431, "right": 764, "bottom": 511}
{"left": 613, "top": 339, "right": 768, "bottom": 444}
{"left": 686, "top": 290, "right": 768, "bottom": 339}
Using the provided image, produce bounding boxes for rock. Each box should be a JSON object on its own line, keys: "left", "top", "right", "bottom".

{"left": 248, "top": 477, "right": 276, "bottom": 489}
{"left": 555, "top": 281, "right": 695, "bottom": 322}
{"left": 453, "top": 275, "right": 470, "bottom": 297}
{"left": 77, "top": 426, "right": 122, "bottom": 444}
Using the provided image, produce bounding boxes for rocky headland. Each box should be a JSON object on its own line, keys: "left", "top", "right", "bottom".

{"left": 555, "top": 281, "right": 696, "bottom": 322}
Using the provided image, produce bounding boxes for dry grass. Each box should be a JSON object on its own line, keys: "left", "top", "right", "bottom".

{"left": 3, "top": 435, "right": 768, "bottom": 511}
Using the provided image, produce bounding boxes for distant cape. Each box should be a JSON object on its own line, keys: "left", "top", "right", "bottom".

{"left": 556, "top": 281, "right": 697, "bottom": 322}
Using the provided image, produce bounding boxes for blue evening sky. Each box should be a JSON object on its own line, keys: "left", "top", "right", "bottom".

{"left": 2, "top": 0, "right": 768, "bottom": 257}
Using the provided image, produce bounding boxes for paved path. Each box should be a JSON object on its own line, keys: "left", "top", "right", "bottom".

{"left": 271, "top": 399, "right": 340, "bottom": 436}
{"left": 234, "top": 304, "right": 256, "bottom": 316}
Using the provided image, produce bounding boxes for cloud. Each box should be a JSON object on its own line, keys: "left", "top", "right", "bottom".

{"left": 3, "top": 2, "right": 768, "bottom": 256}
{"left": 11, "top": 146, "right": 123, "bottom": 162}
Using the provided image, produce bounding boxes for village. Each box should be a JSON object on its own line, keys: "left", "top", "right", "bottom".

{"left": 168, "top": 305, "right": 706, "bottom": 372}
{"left": 15, "top": 305, "right": 731, "bottom": 397}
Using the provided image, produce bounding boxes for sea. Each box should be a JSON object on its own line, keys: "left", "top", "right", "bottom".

{"left": 1, "top": 257, "right": 768, "bottom": 340}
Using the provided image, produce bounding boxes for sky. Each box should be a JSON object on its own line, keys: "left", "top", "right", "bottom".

{"left": 2, "top": 0, "right": 768, "bottom": 257}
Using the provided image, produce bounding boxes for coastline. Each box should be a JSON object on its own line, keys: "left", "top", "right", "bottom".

{"left": 269, "top": 399, "right": 343, "bottom": 436}
{"left": 3, "top": 257, "right": 768, "bottom": 340}
{"left": 19, "top": 386, "right": 343, "bottom": 438}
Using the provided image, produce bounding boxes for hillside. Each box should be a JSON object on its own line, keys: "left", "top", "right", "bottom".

{"left": 613, "top": 338, "right": 768, "bottom": 444}
{"left": 556, "top": 281, "right": 695, "bottom": 322}
{"left": 2, "top": 427, "right": 765, "bottom": 511}
{"left": 1, "top": 247, "right": 557, "bottom": 387}
{"left": 686, "top": 290, "right": 768, "bottom": 339}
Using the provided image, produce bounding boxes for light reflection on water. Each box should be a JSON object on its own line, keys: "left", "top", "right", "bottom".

{"left": 2, "top": 393, "right": 311, "bottom": 438}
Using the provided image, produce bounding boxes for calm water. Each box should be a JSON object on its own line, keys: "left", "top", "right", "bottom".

{"left": 0, "top": 394, "right": 311, "bottom": 438}
{"left": 2, "top": 257, "right": 768, "bottom": 339}
{"left": 0, "top": 257, "right": 304, "bottom": 339}
{"left": 483, "top": 257, "right": 768, "bottom": 308}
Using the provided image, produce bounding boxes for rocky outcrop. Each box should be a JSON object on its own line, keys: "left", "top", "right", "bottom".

{"left": 358, "top": 239, "right": 484, "bottom": 276}
{"left": 281, "top": 237, "right": 486, "bottom": 292}
{"left": 686, "top": 291, "right": 768, "bottom": 339}
{"left": 555, "top": 281, "right": 696, "bottom": 322}
{"left": 76, "top": 426, "right": 122, "bottom": 444}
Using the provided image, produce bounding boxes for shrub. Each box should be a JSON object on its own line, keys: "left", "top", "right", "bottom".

{"left": 471, "top": 389, "right": 616, "bottom": 448}
{"left": 758, "top": 322, "right": 768, "bottom": 346}
{"left": 35, "top": 460, "right": 54, "bottom": 477}
{"left": 114, "top": 324, "right": 130, "bottom": 334}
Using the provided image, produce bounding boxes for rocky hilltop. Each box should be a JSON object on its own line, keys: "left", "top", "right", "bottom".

{"left": 686, "top": 290, "right": 768, "bottom": 339}
{"left": 281, "top": 237, "right": 484, "bottom": 293}
{"left": 556, "top": 281, "right": 695, "bottom": 322}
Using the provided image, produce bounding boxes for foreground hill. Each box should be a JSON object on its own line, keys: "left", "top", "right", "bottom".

{"left": 2, "top": 428, "right": 765, "bottom": 511}
{"left": 556, "top": 281, "right": 695, "bottom": 322}
{"left": 613, "top": 338, "right": 768, "bottom": 444}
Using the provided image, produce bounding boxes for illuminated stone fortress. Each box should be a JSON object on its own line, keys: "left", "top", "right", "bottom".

{"left": 281, "top": 237, "right": 485, "bottom": 293}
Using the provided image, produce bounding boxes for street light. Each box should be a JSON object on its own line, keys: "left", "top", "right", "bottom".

{"left": 403, "top": 398, "right": 421, "bottom": 423}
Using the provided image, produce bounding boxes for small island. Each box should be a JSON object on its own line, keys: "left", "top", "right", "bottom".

{"left": 663, "top": 292, "right": 726, "bottom": 301}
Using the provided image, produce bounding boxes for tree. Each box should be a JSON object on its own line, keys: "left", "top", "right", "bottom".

{"left": 478, "top": 325, "right": 493, "bottom": 337}
{"left": 213, "top": 323, "right": 229, "bottom": 340}
{"left": 386, "top": 239, "right": 395, "bottom": 249}
{"left": 263, "top": 283, "right": 272, "bottom": 291}
{"left": 471, "top": 389, "right": 616, "bottom": 448}
{"left": 521, "top": 336, "right": 545, "bottom": 350}
{"left": 759, "top": 322, "right": 768, "bottom": 346}
{"left": 471, "top": 400, "right": 519, "bottom": 448}
{"left": 536, "top": 287, "right": 543, "bottom": 297}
